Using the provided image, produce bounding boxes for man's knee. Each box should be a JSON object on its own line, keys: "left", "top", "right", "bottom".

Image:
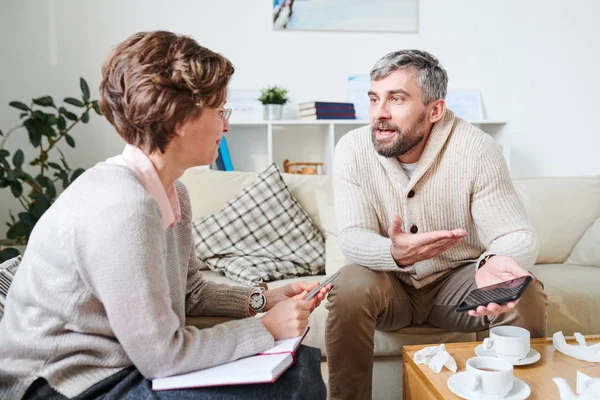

{"left": 326, "top": 264, "right": 390, "bottom": 313}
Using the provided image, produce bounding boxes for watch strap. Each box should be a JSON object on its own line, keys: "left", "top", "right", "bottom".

{"left": 478, "top": 254, "right": 497, "bottom": 270}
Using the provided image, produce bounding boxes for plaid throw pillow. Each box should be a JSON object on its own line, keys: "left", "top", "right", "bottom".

{"left": 192, "top": 164, "right": 325, "bottom": 286}
{"left": 0, "top": 256, "right": 22, "bottom": 320}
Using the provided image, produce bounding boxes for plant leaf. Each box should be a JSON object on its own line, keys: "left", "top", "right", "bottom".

{"left": 20, "top": 172, "right": 44, "bottom": 193}
{"left": 0, "top": 157, "right": 10, "bottom": 170}
{"left": 12, "top": 150, "right": 24, "bottom": 168}
{"left": 57, "top": 116, "right": 66, "bottom": 130}
{"left": 92, "top": 101, "right": 102, "bottom": 115}
{"left": 23, "top": 119, "right": 42, "bottom": 148}
{"left": 30, "top": 194, "right": 51, "bottom": 219}
{"left": 60, "top": 171, "right": 69, "bottom": 189}
{"left": 18, "top": 212, "right": 36, "bottom": 228}
{"left": 70, "top": 168, "right": 85, "bottom": 183}
{"left": 19, "top": 112, "right": 28, "bottom": 119}
{"left": 0, "top": 248, "right": 21, "bottom": 262}
{"left": 0, "top": 128, "right": 3, "bottom": 136}
{"left": 64, "top": 97, "right": 85, "bottom": 107}
{"left": 6, "top": 221, "right": 30, "bottom": 240}
{"left": 80, "top": 77, "right": 90, "bottom": 102}
{"left": 9, "top": 101, "right": 30, "bottom": 111}
{"left": 65, "top": 134, "right": 75, "bottom": 148}
{"left": 37, "top": 175, "right": 57, "bottom": 199}
{"left": 47, "top": 162, "right": 62, "bottom": 170}
{"left": 60, "top": 157, "right": 70, "bottom": 170}
{"left": 0, "top": 149, "right": 9, "bottom": 157}
{"left": 6, "top": 170, "right": 16, "bottom": 182}
{"left": 81, "top": 111, "right": 89, "bottom": 123}
{"left": 10, "top": 180, "right": 23, "bottom": 197}
{"left": 32, "top": 96, "right": 55, "bottom": 108}
{"left": 59, "top": 107, "right": 78, "bottom": 121}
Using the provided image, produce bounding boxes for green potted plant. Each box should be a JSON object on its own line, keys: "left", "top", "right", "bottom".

{"left": 258, "top": 85, "right": 288, "bottom": 120}
{"left": 0, "top": 77, "right": 102, "bottom": 262}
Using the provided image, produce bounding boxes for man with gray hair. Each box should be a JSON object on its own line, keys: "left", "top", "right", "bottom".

{"left": 325, "top": 50, "right": 547, "bottom": 399}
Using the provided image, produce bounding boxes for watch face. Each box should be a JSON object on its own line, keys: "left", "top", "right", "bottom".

{"left": 250, "top": 292, "right": 265, "bottom": 310}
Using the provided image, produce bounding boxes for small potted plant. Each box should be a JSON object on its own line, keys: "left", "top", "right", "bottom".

{"left": 258, "top": 85, "right": 288, "bottom": 120}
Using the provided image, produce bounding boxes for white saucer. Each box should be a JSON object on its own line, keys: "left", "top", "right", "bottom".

{"left": 447, "top": 372, "right": 531, "bottom": 400}
{"left": 474, "top": 344, "right": 541, "bottom": 366}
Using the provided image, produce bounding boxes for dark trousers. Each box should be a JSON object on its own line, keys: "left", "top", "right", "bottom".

{"left": 23, "top": 345, "right": 326, "bottom": 400}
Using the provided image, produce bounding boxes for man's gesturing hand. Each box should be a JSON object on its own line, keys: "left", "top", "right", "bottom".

{"left": 389, "top": 215, "right": 467, "bottom": 267}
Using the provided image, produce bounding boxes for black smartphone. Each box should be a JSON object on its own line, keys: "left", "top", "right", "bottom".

{"left": 456, "top": 275, "right": 533, "bottom": 312}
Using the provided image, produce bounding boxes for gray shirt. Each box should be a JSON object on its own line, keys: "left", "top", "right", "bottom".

{"left": 0, "top": 163, "right": 274, "bottom": 399}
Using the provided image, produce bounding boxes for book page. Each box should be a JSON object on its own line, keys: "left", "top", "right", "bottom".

{"left": 260, "top": 327, "right": 309, "bottom": 355}
{"left": 152, "top": 353, "right": 292, "bottom": 391}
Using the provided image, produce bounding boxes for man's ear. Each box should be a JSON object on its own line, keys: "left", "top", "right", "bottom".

{"left": 429, "top": 99, "right": 446, "bottom": 123}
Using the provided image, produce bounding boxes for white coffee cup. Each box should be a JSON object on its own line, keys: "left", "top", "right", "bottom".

{"left": 483, "top": 326, "right": 531, "bottom": 359}
{"left": 466, "top": 356, "right": 514, "bottom": 398}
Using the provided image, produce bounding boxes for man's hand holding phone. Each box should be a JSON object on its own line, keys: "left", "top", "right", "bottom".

{"left": 388, "top": 215, "right": 467, "bottom": 267}
{"left": 469, "top": 255, "right": 534, "bottom": 317}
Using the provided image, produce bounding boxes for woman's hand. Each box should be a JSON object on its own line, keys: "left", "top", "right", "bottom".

{"left": 261, "top": 291, "right": 312, "bottom": 339}
{"left": 265, "top": 281, "right": 331, "bottom": 312}
{"left": 260, "top": 281, "right": 332, "bottom": 340}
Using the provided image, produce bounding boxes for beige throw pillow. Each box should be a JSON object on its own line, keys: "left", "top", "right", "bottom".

{"left": 192, "top": 164, "right": 325, "bottom": 286}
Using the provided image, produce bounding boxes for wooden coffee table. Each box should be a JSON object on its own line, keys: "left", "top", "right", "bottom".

{"left": 403, "top": 335, "right": 600, "bottom": 399}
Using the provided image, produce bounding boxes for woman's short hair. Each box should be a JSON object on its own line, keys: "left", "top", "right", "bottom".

{"left": 99, "top": 31, "right": 234, "bottom": 153}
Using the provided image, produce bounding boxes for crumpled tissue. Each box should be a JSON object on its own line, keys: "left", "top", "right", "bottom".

{"left": 553, "top": 331, "right": 600, "bottom": 362}
{"left": 413, "top": 344, "right": 457, "bottom": 373}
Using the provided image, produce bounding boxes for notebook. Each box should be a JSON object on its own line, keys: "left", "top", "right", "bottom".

{"left": 151, "top": 327, "right": 309, "bottom": 391}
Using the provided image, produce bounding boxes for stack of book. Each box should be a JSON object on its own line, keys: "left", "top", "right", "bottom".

{"left": 299, "top": 101, "right": 356, "bottom": 120}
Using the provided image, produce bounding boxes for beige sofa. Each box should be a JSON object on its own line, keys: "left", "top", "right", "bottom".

{"left": 180, "top": 169, "right": 600, "bottom": 399}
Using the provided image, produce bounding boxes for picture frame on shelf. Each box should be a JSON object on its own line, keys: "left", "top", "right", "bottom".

{"left": 347, "top": 74, "right": 370, "bottom": 121}
{"left": 226, "top": 89, "right": 263, "bottom": 122}
{"left": 445, "top": 89, "right": 485, "bottom": 121}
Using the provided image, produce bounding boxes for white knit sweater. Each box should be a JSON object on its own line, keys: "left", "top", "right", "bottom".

{"left": 333, "top": 110, "right": 539, "bottom": 288}
{"left": 0, "top": 164, "right": 274, "bottom": 399}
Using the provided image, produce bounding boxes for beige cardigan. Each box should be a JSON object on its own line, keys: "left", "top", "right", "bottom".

{"left": 333, "top": 110, "right": 539, "bottom": 288}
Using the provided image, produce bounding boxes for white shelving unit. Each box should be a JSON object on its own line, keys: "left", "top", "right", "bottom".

{"left": 224, "top": 120, "right": 507, "bottom": 175}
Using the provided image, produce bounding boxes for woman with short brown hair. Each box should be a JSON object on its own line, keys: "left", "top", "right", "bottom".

{"left": 0, "top": 31, "right": 328, "bottom": 400}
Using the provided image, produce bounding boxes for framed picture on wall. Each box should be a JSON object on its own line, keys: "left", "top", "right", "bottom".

{"left": 273, "top": 0, "right": 418, "bottom": 33}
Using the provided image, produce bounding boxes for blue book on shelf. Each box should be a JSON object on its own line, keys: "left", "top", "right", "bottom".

{"left": 218, "top": 136, "right": 234, "bottom": 171}
{"left": 215, "top": 152, "right": 226, "bottom": 171}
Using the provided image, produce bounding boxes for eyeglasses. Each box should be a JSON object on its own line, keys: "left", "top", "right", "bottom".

{"left": 216, "top": 107, "right": 232, "bottom": 121}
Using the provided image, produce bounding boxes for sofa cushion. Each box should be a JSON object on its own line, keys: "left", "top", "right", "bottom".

{"left": 0, "top": 256, "right": 21, "bottom": 320}
{"left": 314, "top": 184, "right": 349, "bottom": 276}
{"left": 565, "top": 217, "right": 600, "bottom": 267}
{"left": 530, "top": 263, "right": 600, "bottom": 335}
{"left": 191, "top": 164, "right": 325, "bottom": 286}
{"left": 513, "top": 176, "right": 600, "bottom": 264}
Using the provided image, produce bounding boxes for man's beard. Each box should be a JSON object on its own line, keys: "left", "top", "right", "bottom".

{"left": 371, "top": 112, "right": 427, "bottom": 158}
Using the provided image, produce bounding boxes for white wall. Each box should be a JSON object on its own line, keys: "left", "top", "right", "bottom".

{"left": 1, "top": 0, "right": 599, "bottom": 232}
